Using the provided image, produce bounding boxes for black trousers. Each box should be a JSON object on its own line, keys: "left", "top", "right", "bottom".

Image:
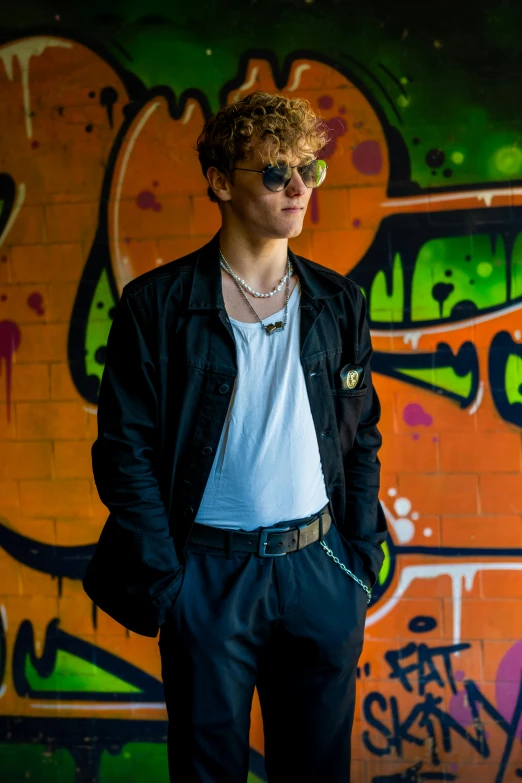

{"left": 158, "top": 516, "right": 368, "bottom": 782}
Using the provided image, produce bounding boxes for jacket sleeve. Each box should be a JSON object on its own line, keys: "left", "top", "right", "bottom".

{"left": 83, "top": 284, "right": 182, "bottom": 634}
{"left": 342, "top": 287, "right": 388, "bottom": 588}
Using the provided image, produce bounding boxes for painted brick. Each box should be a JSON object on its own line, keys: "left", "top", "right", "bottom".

{"left": 443, "top": 598, "right": 522, "bottom": 641}
{"left": 50, "top": 362, "right": 82, "bottom": 400}
{"left": 441, "top": 515, "right": 522, "bottom": 548}
{"left": 480, "top": 568, "right": 522, "bottom": 598}
{"left": 14, "top": 323, "right": 68, "bottom": 362}
{"left": 0, "top": 480, "right": 20, "bottom": 510}
{"left": 5, "top": 205, "right": 46, "bottom": 244}
{"left": 398, "top": 474, "right": 479, "bottom": 515}
{"left": 19, "top": 479, "right": 92, "bottom": 518}
{"left": 190, "top": 196, "right": 221, "bottom": 235}
{"left": 0, "top": 441, "right": 53, "bottom": 479}
{"left": 16, "top": 401, "right": 89, "bottom": 440}
{"left": 380, "top": 431, "right": 439, "bottom": 472}
{"left": 156, "top": 235, "right": 214, "bottom": 263}
{"left": 10, "top": 243, "right": 85, "bottom": 283}
{"left": 44, "top": 202, "right": 99, "bottom": 243}
{"left": 302, "top": 188, "right": 350, "bottom": 231}
{"left": 480, "top": 473, "right": 522, "bottom": 513}
{"left": 0, "top": 363, "right": 50, "bottom": 402}
{"left": 439, "top": 431, "right": 522, "bottom": 473}
{"left": 54, "top": 439, "right": 93, "bottom": 478}
{"left": 46, "top": 281, "right": 78, "bottom": 322}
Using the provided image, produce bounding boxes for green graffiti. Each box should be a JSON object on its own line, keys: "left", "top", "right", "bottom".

{"left": 0, "top": 745, "right": 75, "bottom": 782}
{"left": 505, "top": 354, "right": 522, "bottom": 405}
{"left": 398, "top": 366, "right": 473, "bottom": 399}
{"left": 510, "top": 234, "right": 522, "bottom": 299}
{"left": 99, "top": 743, "right": 168, "bottom": 782}
{"left": 370, "top": 252, "right": 404, "bottom": 322}
{"left": 411, "top": 234, "right": 507, "bottom": 321}
{"left": 98, "top": 742, "right": 264, "bottom": 782}
{"left": 85, "top": 268, "right": 117, "bottom": 390}
{"left": 378, "top": 539, "right": 391, "bottom": 587}
{"left": 368, "top": 232, "right": 522, "bottom": 324}
{"left": 25, "top": 650, "right": 141, "bottom": 693}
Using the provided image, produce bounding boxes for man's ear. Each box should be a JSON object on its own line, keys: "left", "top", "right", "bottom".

{"left": 206, "top": 166, "right": 232, "bottom": 203}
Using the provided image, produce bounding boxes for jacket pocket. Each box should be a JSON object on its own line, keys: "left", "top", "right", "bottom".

{"left": 331, "top": 384, "right": 368, "bottom": 454}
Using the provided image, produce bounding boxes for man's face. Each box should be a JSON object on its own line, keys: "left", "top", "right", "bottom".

{"left": 219, "top": 139, "right": 314, "bottom": 240}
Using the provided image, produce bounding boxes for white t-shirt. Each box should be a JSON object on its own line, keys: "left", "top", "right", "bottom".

{"left": 195, "top": 278, "right": 329, "bottom": 530}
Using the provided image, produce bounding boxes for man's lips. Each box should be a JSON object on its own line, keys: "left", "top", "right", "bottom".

{"left": 282, "top": 207, "right": 304, "bottom": 211}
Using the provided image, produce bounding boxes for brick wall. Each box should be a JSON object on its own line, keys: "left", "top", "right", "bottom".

{"left": 0, "top": 23, "right": 521, "bottom": 783}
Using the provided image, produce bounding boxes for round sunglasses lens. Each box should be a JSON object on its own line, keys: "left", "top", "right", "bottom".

{"left": 262, "top": 166, "right": 289, "bottom": 192}
{"left": 302, "top": 160, "right": 327, "bottom": 188}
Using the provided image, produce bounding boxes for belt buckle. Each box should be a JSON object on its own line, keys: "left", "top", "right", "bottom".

{"left": 258, "top": 525, "right": 292, "bottom": 557}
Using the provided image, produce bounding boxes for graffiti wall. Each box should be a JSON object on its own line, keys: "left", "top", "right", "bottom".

{"left": 1, "top": 4, "right": 521, "bottom": 781}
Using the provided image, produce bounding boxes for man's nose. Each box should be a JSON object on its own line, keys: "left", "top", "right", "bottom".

{"left": 286, "top": 170, "right": 307, "bottom": 195}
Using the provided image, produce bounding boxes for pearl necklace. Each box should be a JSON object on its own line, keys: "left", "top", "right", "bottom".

{"left": 219, "top": 248, "right": 293, "bottom": 298}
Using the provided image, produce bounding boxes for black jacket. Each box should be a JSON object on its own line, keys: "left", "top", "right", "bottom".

{"left": 82, "top": 231, "right": 387, "bottom": 637}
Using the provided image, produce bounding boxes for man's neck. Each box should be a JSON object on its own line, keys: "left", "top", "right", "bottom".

{"left": 218, "top": 228, "right": 289, "bottom": 289}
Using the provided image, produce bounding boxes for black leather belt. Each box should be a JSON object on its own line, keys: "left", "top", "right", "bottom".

{"left": 188, "top": 506, "right": 332, "bottom": 557}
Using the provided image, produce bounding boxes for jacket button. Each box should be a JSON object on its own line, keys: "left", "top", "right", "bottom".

{"left": 202, "top": 446, "right": 213, "bottom": 455}
{"left": 321, "top": 430, "right": 331, "bottom": 439}
{"left": 183, "top": 506, "right": 194, "bottom": 517}
{"left": 219, "top": 383, "right": 229, "bottom": 394}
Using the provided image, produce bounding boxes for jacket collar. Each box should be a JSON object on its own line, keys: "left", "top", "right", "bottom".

{"left": 188, "top": 230, "right": 344, "bottom": 311}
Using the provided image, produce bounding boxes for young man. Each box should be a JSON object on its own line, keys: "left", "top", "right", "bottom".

{"left": 83, "top": 91, "right": 387, "bottom": 782}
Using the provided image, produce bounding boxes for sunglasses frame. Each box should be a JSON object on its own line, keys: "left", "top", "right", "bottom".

{"left": 230, "top": 160, "right": 328, "bottom": 192}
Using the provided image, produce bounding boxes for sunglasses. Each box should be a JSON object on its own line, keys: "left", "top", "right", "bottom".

{"left": 231, "top": 159, "right": 328, "bottom": 192}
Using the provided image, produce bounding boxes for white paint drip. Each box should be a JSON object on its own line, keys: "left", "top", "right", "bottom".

{"left": 381, "top": 499, "right": 417, "bottom": 545}
{"left": 181, "top": 101, "right": 195, "bottom": 125}
{"left": 468, "top": 380, "right": 484, "bottom": 415}
{"left": 372, "top": 299, "right": 522, "bottom": 340}
{"left": 112, "top": 101, "right": 162, "bottom": 290}
{"left": 0, "top": 37, "right": 72, "bottom": 138}
{"left": 234, "top": 67, "right": 259, "bottom": 98}
{"left": 380, "top": 186, "right": 522, "bottom": 211}
{"left": 403, "top": 331, "right": 423, "bottom": 348}
{"left": 0, "top": 604, "right": 6, "bottom": 632}
{"left": 83, "top": 406, "right": 97, "bottom": 415}
{"left": 287, "top": 64, "right": 311, "bottom": 92}
{"left": 366, "top": 561, "right": 522, "bottom": 647}
{"left": 0, "top": 182, "right": 25, "bottom": 251}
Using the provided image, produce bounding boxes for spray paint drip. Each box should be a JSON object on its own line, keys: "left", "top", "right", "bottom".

{"left": 0, "top": 320, "right": 21, "bottom": 421}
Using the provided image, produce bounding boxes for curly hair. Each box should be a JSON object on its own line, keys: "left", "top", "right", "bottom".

{"left": 196, "top": 91, "right": 331, "bottom": 203}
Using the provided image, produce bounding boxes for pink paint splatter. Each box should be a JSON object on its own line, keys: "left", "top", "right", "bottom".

{"left": 317, "top": 95, "right": 334, "bottom": 110}
{"left": 448, "top": 689, "right": 473, "bottom": 727}
{"left": 319, "top": 117, "right": 347, "bottom": 159}
{"left": 403, "top": 403, "right": 433, "bottom": 427}
{"left": 353, "top": 120, "right": 365, "bottom": 129}
{"left": 412, "top": 432, "right": 420, "bottom": 440}
{"left": 27, "top": 292, "right": 45, "bottom": 316}
{"left": 352, "top": 218, "right": 361, "bottom": 228}
{"left": 0, "top": 320, "right": 21, "bottom": 422}
{"left": 310, "top": 189, "right": 319, "bottom": 224}
{"left": 455, "top": 670, "right": 465, "bottom": 681}
{"left": 352, "top": 140, "right": 383, "bottom": 175}
{"left": 31, "top": 140, "right": 40, "bottom": 149}
{"left": 496, "top": 639, "right": 522, "bottom": 739}
{"left": 152, "top": 180, "right": 159, "bottom": 187}
{"left": 339, "top": 106, "right": 346, "bottom": 114}
{"left": 136, "top": 190, "right": 162, "bottom": 212}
